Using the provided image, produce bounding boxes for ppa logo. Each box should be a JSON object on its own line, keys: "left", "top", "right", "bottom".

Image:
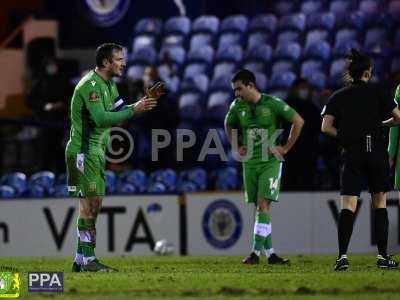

{"left": 28, "top": 272, "right": 63, "bottom": 293}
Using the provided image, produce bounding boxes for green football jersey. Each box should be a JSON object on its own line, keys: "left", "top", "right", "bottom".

{"left": 66, "top": 70, "right": 134, "bottom": 155}
{"left": 388, "top": 85, "right": 400, "bottom": 188}
{"left": 225, "top": 93, "right": 295, "bottom": 165}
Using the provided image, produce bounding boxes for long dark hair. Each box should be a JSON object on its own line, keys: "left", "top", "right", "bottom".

{"left": 344, "top": 49, "right": 372, "bottom": 85}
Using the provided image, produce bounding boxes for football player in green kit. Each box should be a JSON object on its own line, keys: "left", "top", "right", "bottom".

{"left": 66, "top": 43, "right": 165, "bottom": 272}
{"left": 389, "top": 85, "right": 400, "bottom": 198}
{"left": 225, "top": 69, "right": 304, "bottom": 265}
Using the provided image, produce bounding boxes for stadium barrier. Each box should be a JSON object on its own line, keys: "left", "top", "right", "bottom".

{"left": 0, "top": 192, "right": 399, "bottom": 256}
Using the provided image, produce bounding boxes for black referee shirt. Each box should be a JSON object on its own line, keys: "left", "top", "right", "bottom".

{"left": 322, "top": 80, "right": 397, "bottom": 147}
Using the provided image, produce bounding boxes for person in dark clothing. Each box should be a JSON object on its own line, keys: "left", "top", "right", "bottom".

{"left": 26, "top": 57, "right": 74, "bottom": 172}
{"left": 284, "top": 79, "right": 321, "bottom": 190}
{"left": 321, "top": 49, "right": 400, "bottom": 271}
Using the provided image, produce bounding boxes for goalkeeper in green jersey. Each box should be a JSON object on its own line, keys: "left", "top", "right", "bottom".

{"left": 66, "top": 43, "right": 165, "bottom": 272}
{"left": 389, "top": 85, "right": 400, "bottom": 193}
{"left": 225, "top": 69, "right": 304, "bottom": 265}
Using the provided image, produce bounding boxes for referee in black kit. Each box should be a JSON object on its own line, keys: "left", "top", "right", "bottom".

{"left": 321, "top": 49, "right": 400, "bottom": 271}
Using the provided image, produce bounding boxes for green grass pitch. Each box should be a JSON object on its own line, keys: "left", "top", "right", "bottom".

{"left": 2, "top": 255, "right": 400, "bottom": 300}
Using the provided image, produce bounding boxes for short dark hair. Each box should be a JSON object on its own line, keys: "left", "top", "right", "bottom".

{"left": 95, "top": 43, "right": 123, "bottom": 68}
{"left": 344, "top": 48, "right": 372, "bottom": 84}
{"left": 231, "top": 69, "right": 257, "bottom": 86}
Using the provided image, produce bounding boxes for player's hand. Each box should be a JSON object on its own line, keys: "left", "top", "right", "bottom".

{"left": 145, "top": 82, "right": 166, "bottom": 100}
{"left": 269, "top": 146, "right": 288, "bottom": 158}
{"left": 133, "top": 97, "right": 158, "bottom": 115}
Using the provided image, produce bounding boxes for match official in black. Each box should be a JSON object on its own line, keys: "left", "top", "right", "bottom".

{"left": 321, "top": 49, "right": 400, "bottom": 271}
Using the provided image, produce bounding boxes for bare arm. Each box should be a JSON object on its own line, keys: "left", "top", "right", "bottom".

{"left": 282, "top": 112, "right": 304, "bottom": 153}
{"left": 321, "top": 114, "right": 338, "bottom": 137}
{"left": 382, "top": 107, "right": 400, "bottom": 127}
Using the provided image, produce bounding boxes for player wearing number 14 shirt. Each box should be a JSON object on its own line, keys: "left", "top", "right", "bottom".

{"left": 225, "top": 69, "right": 304, "bottom": 265}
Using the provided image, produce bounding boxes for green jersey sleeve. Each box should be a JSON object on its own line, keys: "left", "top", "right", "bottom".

{"left": 80, "top": 82, "right": 134, "bottom": 127}
{"left": 225, "top": 101, "right": 239, "bottom": 127}
{"left": 388, "top": 87, "right": 400, "bottom": 158}
{"left": 270, "top": 97, "right": 296, "bottom": 122}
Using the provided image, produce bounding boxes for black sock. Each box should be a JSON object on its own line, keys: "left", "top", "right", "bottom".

{"left": 374, "top": 208, "right": 388, "bottom": 257}
{"left": 338, "top": 209, "right": 355, "bottom": 256}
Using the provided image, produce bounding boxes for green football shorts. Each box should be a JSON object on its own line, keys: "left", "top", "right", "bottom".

{"left": 66, "top": 152, "right": 106, "bottom": 197}
{"left": 242, "top": 161, "right": 283, "bottom": 203}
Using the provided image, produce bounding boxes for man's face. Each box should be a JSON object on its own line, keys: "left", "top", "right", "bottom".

{"left": 232, "top": 80, "right": 253, "bottom": 102}
{"left": 105, "top": 49, "right": 125, "bottom": 77}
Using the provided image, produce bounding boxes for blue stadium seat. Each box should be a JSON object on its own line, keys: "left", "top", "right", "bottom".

{"left": 178, "top": 181, "right": 198, "bottom": 192}
{"left": 305, "top": 71, "right": 327, "bottom": 89}
{"left": 359, "top": 0, "right": 382, "bottom": 15}
{"left": 276, "top": 30, "right": 302, "bottom": 46}
{"left": 269, "top": 89, "right": 288, "bottom": 100}
{"left": 306, "top": 12, "right": 336, "bottom": 30}
{"left": 212, "top": 63, "right": 236, "bottom": 80}
{"left": 191, "top": 16, "right": 219, "bottom": 34}
{"left": 215, "top": 45, "right": 243, "bottom": 63}
{"left": 305, "top": 29, "right": 330, "bottom": 48}
{"left": 247, "top": 32, "right": 272, "bottom": 49}
{"left": 206, "top": 91, "right": 231, "bottom": 122}
{"left": 389, "top": 0, "right": 400, "bottom": 21}
{"left": 270, "top": 71, "right": 297, "bottom": 89}
{"left": 186, "top": 46, "right": 214, "bottom": 64}
{"left": 216, "top": 167, "right": 239, "bottom": 190}
{"left": 218, "top": 32, "right": 243, "bottom": 50}
{"left": 189, "top": 33, "right": 214, "bottom": 50}
{"left": 132, "top": 35, "right": 156, "bottom": 52}
{"left": 29, "top": 184, "right": 46, "bottom": 198}
{"left": 130, "top": 47, "right": 157, "bottom": 65}
{"left": 334, "top": 28, "right": 359, "bottom": 49}
{"left": 0, "top": 185, "right": 16, "bottom": 198}
{"left": 304, "top": 41, "right": 331, "bottom": 61}
{"left": 272, "top": 1, "right": 298, "bottom": 16}
{"left": 135, "top": 18, "right": 163, "bottom": 35}
{"left": 329, "top": 58, "right": 347, "bottom": 87}
{"left": 245, "top": 44, "right": 273, "bottom": 63}
{"left": 126, "top": 65, "right": 146, "bottom": 81}
{"left": 364, "top": 27, "right": 387, "bottom": 48}
{"left": 54, "top": 184, "right": 68, "bottom": 197}
{"left": 162, "top": 16, "right": 191, "bottom": 47}
{"left": 255, "top": 72, "right": 268, "bottom": 91}
{"left": 147, "top": 182, "right": 167, "bottom": 194}
{"left": 118, "top": 169, "right": 147, "bottom": 193}
{"left": 209, "top": 74, "right": 232, "bottom": 92}
{"left": 158, "top": 46, "right": 185, "bottom": 66}
{"left": 249, "top": 14, "right": 278, "bottom": 34}
{"left": 301, "top": 59, "right": 325, "bottom": 78}
{"left": 30, "top": 171, "right": 55, "bottom": 196}
{"left": 0, "top": 172, "right": 27, "bottom": 196}
{"left": 183, "top": 63, "right": 209, "bottom": 79}
{"left": 271, "top": 60, "right": 296, "bottom": 74}
{"left": 181, "top": 167, "right": 208, "bottom": 191}
{"left": 274, "top": 42, "right": 302, "bottom": 61}
{"left": 105, "top": 170, "right": 116, "bottom": 194}
{"left": 242, "top": 62, "right": 267, "bottom": 74}
{"left": 220, "top": 15, "right": 248, "bottom": 34}
{"left": 333, "top": 40, "right": 361, "bottom": 58}
{"left": 329, "top": 0, "right": 353, "bottom": 15}
{"left": 56, "top": 173, "right": 67, "bottom": 185}
{"left": 179, "top": 92, "right": 204, "bottom": 121}
{"left": 300, "top": 0, "right": 324, "bottom": 15}
{"left": 116, "top": 183, "right": 137, "bottom": 195}
{"left": 279, "top": 13, "right": 306, "bottom": 32}
{"left": 149, "top": 169, "right": 177, "bottom": 192}
{"left": 181, "top": 75, "right": 209, "bottom": 94}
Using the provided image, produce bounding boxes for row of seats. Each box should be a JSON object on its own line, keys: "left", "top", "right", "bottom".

{"left": 0, "top": 168, "right": 240, "bottom": 199}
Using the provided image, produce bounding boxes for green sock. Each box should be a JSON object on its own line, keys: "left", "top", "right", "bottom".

{"left": 252, "top": 211, "right": 271, "bottom": 253}
{"left": 77, "top": 218, "right": 96, "bottom": 263}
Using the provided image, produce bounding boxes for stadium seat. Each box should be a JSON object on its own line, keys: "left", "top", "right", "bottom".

{"left": 242, "top": 62, "right": 267, "bottom": 74}
{"left": 359, "top": 0, "right": 382, "bottom": 15}
{"left": 179, "top": 92, "right": 204, "bottom": 121}
{"left": 388, "top": 0, "right": 400, "bottom": 20}
{"left": 0, "top": 185, "right": 16, "bottom": 198}
{"left": 179, "top": 167, "right": 208, "bottom": 191}
{"left": 215, "top": 45, "right": 243, "bottom": 63}
{"left": 116, "top": 183, "right": 137, "bottom": 195}
{"left": 271, "top": 60, "right": 296, "bottom": 74}
{"left": 191, "top": 15, "right": 219, "bottom": 34}
{"left": 216, "top": 167, "right": 239, "bottom": 190}
{"left": 333, "top": 40, "right": 361, "bottom": 58}
{"left": 334, "top": 28, "right": 359, "bottom": 49}
{"left": 254, "top": 72, "right": 268, "bottom": 91}
{"left": 129, "top": 47, "right": 157, "bottom": 65}
{"left": 329, "top": 0, "right": 353, "bottom": 15}
{"left": 126, "top": 65, "right": 146, "bottom": 81}
{"left": 209, "top": 74, "right": 232, "bottom": 92}
{"left": 249, "top": 14, "right": 278, "bottom": 34}
{"left": 178, "top": 181, "right": 198, "bottom": 192}
{"left": 135, "top": 18, "right": 163, "bottom": 36}
{"left": 276, "top": 30, "right": 302, "bottom": 46}
{"left": 132, "top": 35, "right": 157, "bottom": 52}
{"left": 158, "top": 46, "right": 186, "bottom": 66}
{"left": 181, "top": 75, "right": 209, "bottom": 94}
{"left": 183, "top": 63, "right": 209, "bottom": 79}
{"left": 149, "top": 169, "right": 177, "bottom": 192}
{"left": 364, "top": 27, "right": 387, "bottom": 48}
{"left": 105, "top": 170, "right": 116, "bottom": 194}
{"left": 212, "top": 63, "right": 236, "bottom": 81}
{"left": 189, "top": 33, "right": 214, "bottom": 50}
{"left": 279, "top": 13, "right": 306, "bottom": 32}
{"left": 329, "top": 58, "right": 347, "bottom": 87}
{"left": 162, "top": 16, "right": 191, "bottom": 47}
{"left": 305, "top": 71, "right": 327, "bottom": 89}
{"left": 274, "top": 42, "right": 302, "bottom": 61}
{"left": 118, "top": 169, "right": 147, "bottom": 193}
{"left": 147, "top": 182, "right": 167, "bottom": 194}
{"left": 186, "top": 46, "right": 214, "bottom": 64}
{"left": 306, "top": 12, "right": 336, "bottom": 30}
{"left": 247, "top": 32, "right": 272, "bottom": 49}
{"left": 217, "top": 32, "right": 243, "bottom": 50}
{"left": 206, "top": 91, "right": 231, "bottom": 122}
{"left": 30, "top": 171, "right": 55, "bottom": 196}
{"left": 272, "top": 0, "right": 298, "bottom": 16}
{"left": 301, "top": 59, "right": 325, "bottom": 78}
{"left": 245, "top": 44, "right": 273, "bottom": 63}
{"left": 220, "top": 15, "right": 248, "bottom": 34}
{"left": 54, "top": 184, "right": 68, "bottom": 197}
{"left": 270, "top": 71, "right": 297, "bottom": 89}
{"left": 300, "top": 0, "right": 324, "bottom": 15}
{"left": 304, "top": 29, "right": 330, "bottom": 49}
{"left": 29, "top": 184, "right": 46, "bottom": 198}
{"left": 304, "top": 41, "right": 331, "bottom": 61}
{"left": 269, "top": 89, "right": 288, "bottom": 100}
{"left": 0, "top": 172, "right": 27, "bottom": 196}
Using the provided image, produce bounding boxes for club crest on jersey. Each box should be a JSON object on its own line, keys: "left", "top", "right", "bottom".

{"left": 89, "top": 91, "right": 98, "bottom": 101}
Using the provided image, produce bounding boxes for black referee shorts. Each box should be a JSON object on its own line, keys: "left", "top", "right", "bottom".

{"left": 340, "top": 142, "right": 391, "bottom": 196}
